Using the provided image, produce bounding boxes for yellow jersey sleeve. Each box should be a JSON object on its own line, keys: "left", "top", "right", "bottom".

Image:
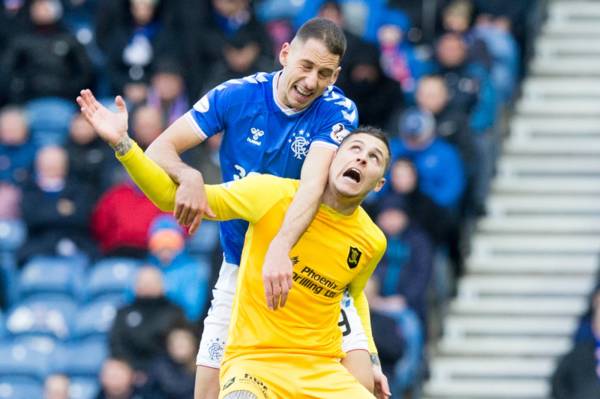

{"left": 115, "top": 141, "right": 294, "bottom": 222}
{"left": 348, "top": 233, "right": 387, "bottom": 354}
{"left": 116, "top": 141, "right": 177, "bottom": 211}
{"left": 204, "top": 173, "right": 296, "bottom": 223}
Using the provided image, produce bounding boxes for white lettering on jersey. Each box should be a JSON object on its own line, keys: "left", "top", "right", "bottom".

{"left": 233, "top": 164, "right": 247, "bottom": 180}
{"left": 247, "top": 128, "right": 264, "bottom": 146}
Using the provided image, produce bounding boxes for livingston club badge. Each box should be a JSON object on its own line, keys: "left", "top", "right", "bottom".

{"left": 347, "top": 246, "right": 362, "bottom": 269}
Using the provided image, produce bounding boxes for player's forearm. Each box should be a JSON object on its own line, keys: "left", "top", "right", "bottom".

{"left": 274, "top": 145, "right": 333, "bottom": 249}
{"left": 115, "top": 138, "right": 177, "bottom": 211}
{"left": 145, "top": 138, "right": 199, "bottom": 185}
{"left": 272, "top": 179, "right": 323, "bottom": 250}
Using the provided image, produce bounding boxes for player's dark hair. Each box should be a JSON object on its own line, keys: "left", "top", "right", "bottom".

{"left": 295, "top": 17, "right": 346, "bottom": 60}
{"left": 342, "top": 126, "right": 392, "bottom": 170}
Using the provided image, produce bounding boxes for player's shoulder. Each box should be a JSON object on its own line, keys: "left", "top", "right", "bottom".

{"left": 236, "top": 172, "right": 299, "bottom": 196}
{"left": 213, "top": 72, "right": 272, "bottom": 95}
{"left": 357, "top": 207, "right": 387, "bottom": 251}
{"left": 315, "top": 85, "right": 358, "bottom": 120}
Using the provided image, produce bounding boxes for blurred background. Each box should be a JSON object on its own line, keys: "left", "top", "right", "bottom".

{"left": 3, "top": 0, "right": 600, "bottom": 398}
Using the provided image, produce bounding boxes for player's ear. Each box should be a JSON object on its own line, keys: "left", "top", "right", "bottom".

{"left": 330, "top": 66, "right": 341, "bottom": 85}
{"left": 373, "top": 177, "right": 386, "bottom": 193}
{"left": 279, "top": 42, "right": 291, "bottom": 67}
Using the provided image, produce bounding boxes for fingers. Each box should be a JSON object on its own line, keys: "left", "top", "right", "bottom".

{"left": 175, "top": 203, "right": 191, "bottom": 226}
{"left": 264, "top": 279, "right": 274, "bottom": 310}
{"left": 188, "top": 214, "right": 203, "bottom": 235}
{"left": 205, "top": 203, "right": 217, "bottom": 219}
{"left": 115, "top": 95, "right": 127, "bottom": 112}
{"left": 279, "top": 275, "right": 292, "bottom": 308}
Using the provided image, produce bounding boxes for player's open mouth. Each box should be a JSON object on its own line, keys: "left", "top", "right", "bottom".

{"left": 294, "top": 85, "right": 313, "bottom": 99}
{"left": 343, "top": 168, "right": 361, "bottom": 183}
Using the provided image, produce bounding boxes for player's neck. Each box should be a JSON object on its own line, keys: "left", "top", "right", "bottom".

{"left": 321, "top": 187, "right": 361, "bottom": 216}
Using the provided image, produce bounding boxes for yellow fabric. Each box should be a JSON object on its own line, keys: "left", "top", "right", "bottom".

{"left": 115, "top": 141, "right": 384, "bottom": 357}
{"left": 219, "top": 353, "right": 374, "bottom": 399}
{"left": 115, "top": 141, "right": 177, "bottom": 211}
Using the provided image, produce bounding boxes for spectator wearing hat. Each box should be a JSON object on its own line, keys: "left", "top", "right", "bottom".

{"left": 391, "top": 107, "right": 465, "bottom": 210}
{"left": 147, "top": 215, "right": 210, "bottom": 322}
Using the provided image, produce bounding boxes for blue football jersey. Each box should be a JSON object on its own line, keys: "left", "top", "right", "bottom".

{"left": 184, "top": 71, "right": 359, "bottom": 264}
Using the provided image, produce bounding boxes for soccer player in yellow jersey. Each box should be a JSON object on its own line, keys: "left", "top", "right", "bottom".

{"left": 78, "top": 89, "right": 390, "bottom": 397}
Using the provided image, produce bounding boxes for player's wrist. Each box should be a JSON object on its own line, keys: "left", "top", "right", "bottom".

{"left": 370, "top": 353, "right": 381, "bottom": 367}
{"left": 110, "top": 135, "right": 133, "bottom": 156}
{"left": 176, "top": 168, "right": 203, "bottom": 185}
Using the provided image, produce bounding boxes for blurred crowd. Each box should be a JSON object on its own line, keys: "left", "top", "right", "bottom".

{"left": 0, "top": 0, "right": 546, "bottom": 398}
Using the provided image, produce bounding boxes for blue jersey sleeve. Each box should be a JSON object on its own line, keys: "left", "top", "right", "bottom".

{"left": 186, "top": 81, "right": 237, "bottom": 139}
{"left": 311, "top": 87, "right": 359, "bottom": 149}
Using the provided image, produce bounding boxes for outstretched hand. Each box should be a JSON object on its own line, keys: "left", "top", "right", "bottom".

{"left": 373, "top": 363, "right": 392, "bottom": 399}
{"left": 76, "top": 89, "right": 129, "bottom": 146}
{"left": 262, "top": 238, "right": 293, "bottom": 310}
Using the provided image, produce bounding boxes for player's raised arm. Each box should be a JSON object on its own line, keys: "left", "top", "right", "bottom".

{"left": 145, "top": 115, "right": 215, "bottom": 233}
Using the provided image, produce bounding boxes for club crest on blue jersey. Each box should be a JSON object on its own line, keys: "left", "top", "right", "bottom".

{"left": 288, "top": 130, "right": 311, "bottom": 160}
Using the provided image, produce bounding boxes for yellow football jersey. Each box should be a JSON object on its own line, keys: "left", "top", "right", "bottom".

{"left": 116, "top": 142, "right": 386, "bottom": 361}
{"left": 202, "top": 173, "right": 386, "bottom": 362}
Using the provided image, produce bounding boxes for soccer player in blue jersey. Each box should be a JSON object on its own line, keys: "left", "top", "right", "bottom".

{"left": 78, "top": 18, "right": 390, "bottom": 399}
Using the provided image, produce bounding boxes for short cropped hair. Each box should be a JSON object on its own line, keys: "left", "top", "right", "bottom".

{"left": 295, "top": 17, "right": 347, "bottom": 59}
{"left": 342, "top": 125, "right": 392, "bottom": 170}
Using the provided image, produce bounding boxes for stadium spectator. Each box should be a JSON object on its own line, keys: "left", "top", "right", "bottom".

{"left": 146, "top": 325, "right": 198, "bottom": 399}
{"left": 18, "top": 145, "right": 96, "bottom": 265}
{"left": 370, "top": 195, "right": 434, "bottom": 326}
{"left": 551, "top": 290, "right": 600, "bottom": 399}
{"left": 432, "top": 32, "right": 497, "bottom": 214}
{"left": 65, "top": 113, "right": 117, "bottom": 198}
{"left": 44, "top": 374, "right": 70, "bottom": 399}
{"left": 377, "top": 9, "right": 430, "bottom": 100}
{"left": 147, "top": 215, "right": 210, "bottom": 322}
{"left": 0, "top": 0, "right": 93, "bottom": 103}
{"left": 109, "top": 266, "right": 186, "bottom": 371}
{"left": 130, "top": 105, "right": 164, "bottom": 150}
{"left": 90, "top": 177, "right": 165, "bottom": 258}
{"left": 95, "top": 357, "right": 144, "bottom": 399}
{"left": 0, "top": 105, "right": 35, "bottom": 186}
{"left": 146, "top": 58, "right": 189, "bottom": 126}
{"left": 103, "top": 0, "right": 183, "bottom": 98}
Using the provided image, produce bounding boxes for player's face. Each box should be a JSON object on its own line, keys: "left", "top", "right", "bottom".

{"left": 278, "top": 38, "right": 341, "bottom": 110}
{"left": 330, "top": 133, "right": 388, "bottom": 198}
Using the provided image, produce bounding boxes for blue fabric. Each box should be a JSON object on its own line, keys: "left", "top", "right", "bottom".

{"left": 148, "top": 252, "right": 210, "bottom": 321}
{"left": 390, "top": 138, "right": 466, "bottom": 208}
{"left": 188, "top": 71, "right": 358, "bottom": 264}
{"left": 0, "top": 142, "right": 36, "bottom": 186}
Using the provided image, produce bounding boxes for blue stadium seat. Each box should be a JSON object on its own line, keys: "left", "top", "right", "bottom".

{"left": 0, "top": 379, "right": 43, "bottom": 399}
{"left": 0, "top": 311, "right": 4, "bottom": 339}
{"left": 6, "top": 296, "right": 77, "bottom": 340}
{"left": 0, "top": 220, "right": 26, "bottom": 252}
{"left": 25, "top": 97, "right": 77, "bottom": 146}
{"left": 70, "top": 377, "right": 100, "bottom": 399}
{"left": 0, "top": 253, "right": 17, "bottom": 308}
{"left": 73, "top": 299, "right": 121, "bottom": 340}
{"left": 54, "top": 338, "right": 108, "bottom": 379}
{"left": 0, "top": 341, "right": 51, "bottom": 383}
{"left": 85, "top": 258, "right": 140, "bottom": 302}
{"left": 18, "top": 256, "right": 85, "bottom": 301}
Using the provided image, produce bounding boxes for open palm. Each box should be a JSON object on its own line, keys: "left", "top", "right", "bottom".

{"left": 76, "top": 89, "right": 128, "bottom": 146}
